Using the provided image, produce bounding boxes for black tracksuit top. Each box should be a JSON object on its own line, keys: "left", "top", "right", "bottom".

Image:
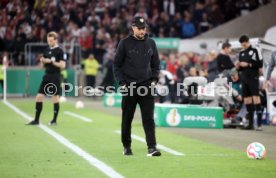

{"left": 113, "top": 34, "right": 160, "bottom": 85}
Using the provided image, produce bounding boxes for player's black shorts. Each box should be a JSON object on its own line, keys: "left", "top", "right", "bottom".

{"left": 38, "top": 73, "right": 61, "bottom": 96}
{"left": 241, "top": 78, "right": 259, "bottom": 97}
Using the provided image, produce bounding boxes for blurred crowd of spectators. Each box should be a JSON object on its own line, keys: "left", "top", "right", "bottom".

{"left": 159, "top": 49, "right": 238, "bottom": 84}
{"left": 0, "top": 0, "right": 271, "bottom": 66}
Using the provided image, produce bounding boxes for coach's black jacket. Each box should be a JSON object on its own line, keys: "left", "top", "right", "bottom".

{"left": 238, "top": 45, "right": 263, "bottom": 80}
{"left": 113, "top": 34, "right": 160, "bottom": 86}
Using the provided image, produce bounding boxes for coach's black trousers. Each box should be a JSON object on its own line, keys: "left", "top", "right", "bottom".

{"left": 121, "top": 86, "right": 156, "bottom": 149}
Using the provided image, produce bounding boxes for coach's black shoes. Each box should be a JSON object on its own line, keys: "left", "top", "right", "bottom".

{"left": 26, "top": 120, "right": 39, "bottom": 125}
{"left": 123, "top": 147, "right": 133, "bottom": 156}
{"left": 48, "top": 120, "right": 57, "bottom": 126}
{"left": 147, "top": 147, "right": 161, "bottom": 157}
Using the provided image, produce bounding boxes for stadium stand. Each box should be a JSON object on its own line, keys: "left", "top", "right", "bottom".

{"left": 0, "top": 0, "right": 272, "bottom": 66}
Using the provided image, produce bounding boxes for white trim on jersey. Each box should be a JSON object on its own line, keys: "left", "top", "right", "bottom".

{"left": 50, "top": 45, "right": 59, "bottom": 49}
{"left": 256, "top": 46, "right": 263, "bottom": 60}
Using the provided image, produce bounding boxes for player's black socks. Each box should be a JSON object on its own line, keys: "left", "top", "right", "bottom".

{"left": 34, "top": 102, "right": 43, "bottom": 122}
{"left": 245, "top": 104, "right": 254, "bottom": 126}
{"left": 255, "top": 104, "right": 263, "bottom": 127}
{"left": 52, "top": 103, "right": 59, "bottom": 122}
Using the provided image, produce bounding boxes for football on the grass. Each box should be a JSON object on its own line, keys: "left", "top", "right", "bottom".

{"left": 246, "top": 142, "right": 266, "bottom": 159}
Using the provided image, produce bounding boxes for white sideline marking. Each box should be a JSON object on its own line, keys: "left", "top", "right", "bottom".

{"left": 4, "top": 101, "right": 124, "bottom": 178}
{"left": 114, "top": 130, "right": 184, "bottom": 156}
{"left": 64, "top": 111, "right": 93, "bottom": 122}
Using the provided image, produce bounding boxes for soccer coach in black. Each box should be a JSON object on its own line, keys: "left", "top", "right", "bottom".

{"left": 28, "top": 31, "right": 66, "bottom": 125}
{"left": 236, "top": 35, "right": 263, "bottom": 130}
{"left": 113, "top": 16, "right": 161, "bottom": 156}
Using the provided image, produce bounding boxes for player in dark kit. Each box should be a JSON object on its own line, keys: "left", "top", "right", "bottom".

{"left": 113, "top": 16, "right": 161, "bottom": 156}
{"left": 236, "top": 35, "right": 263, "bottom": 130}
{"left": 27, "top": 31, "right": 66, "bottom": 125}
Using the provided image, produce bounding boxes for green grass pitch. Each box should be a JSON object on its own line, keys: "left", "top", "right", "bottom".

{"left": 0, "top": 99, "right": 276, "bottom": 178}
